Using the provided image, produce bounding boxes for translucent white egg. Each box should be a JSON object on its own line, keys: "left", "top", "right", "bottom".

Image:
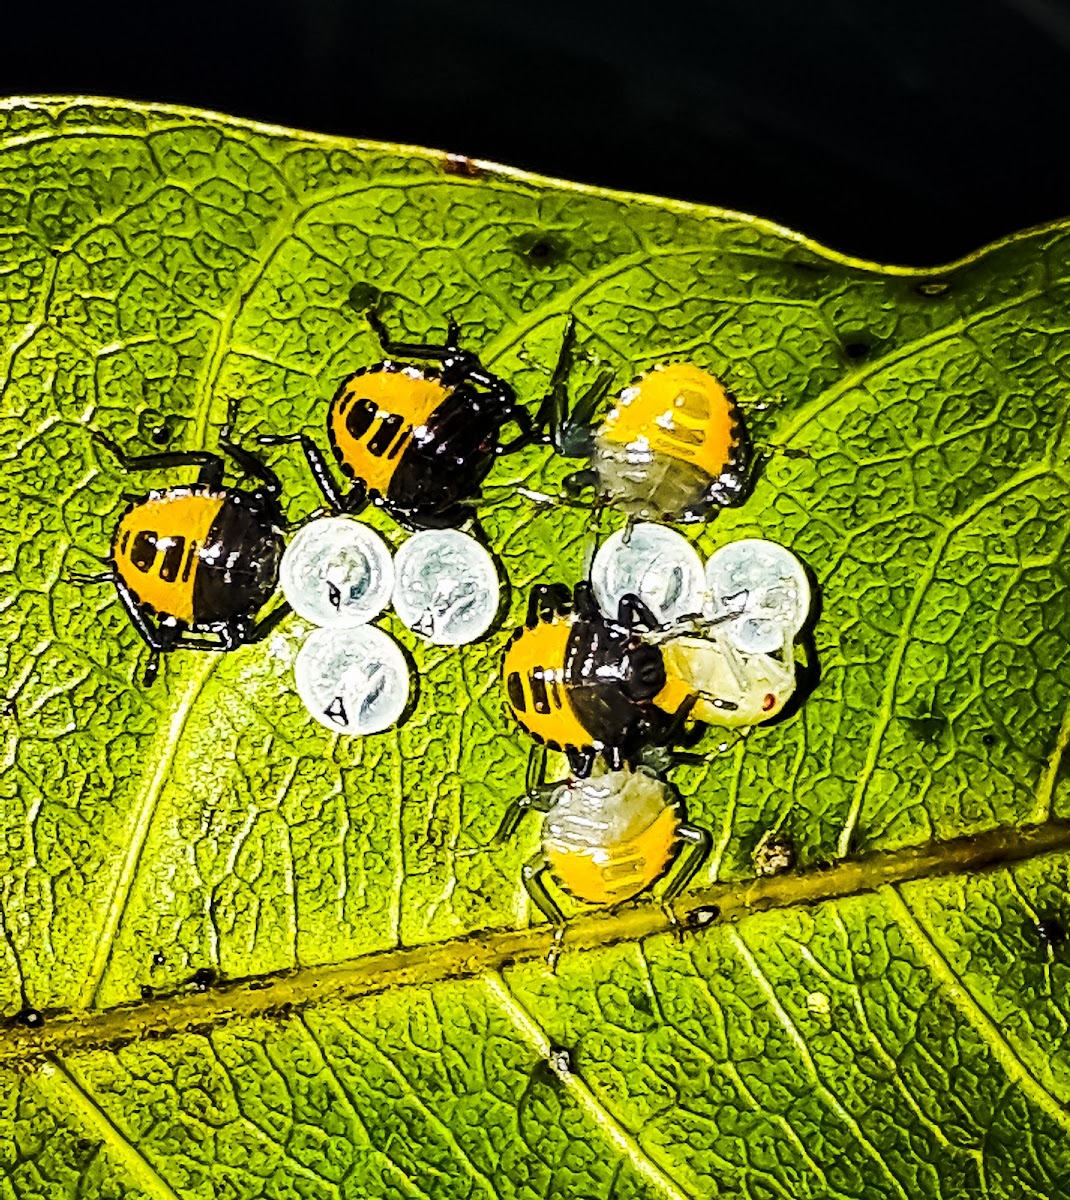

{"left": 591, "top": 523, "right": 706, "bottom": 625}
{"left": 295, "top": 625, "right": 410, "bottom": 735}
{"left": 704, "top": 538, "right": 811, "bottom": 654}
{"left": 280, "top": 517, "right": 393, "bottom": 628}
{"left": 392, "top": 529, "right": 499, "bottom": 645}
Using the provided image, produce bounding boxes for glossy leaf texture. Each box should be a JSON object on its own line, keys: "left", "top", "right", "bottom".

{"left": 1, "top": 97, "right": 1069, "bottom": 1198}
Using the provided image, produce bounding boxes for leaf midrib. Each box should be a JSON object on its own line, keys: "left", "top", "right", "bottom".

{"left": 7, "top": 817, "right": 1069, "bottom": 1069}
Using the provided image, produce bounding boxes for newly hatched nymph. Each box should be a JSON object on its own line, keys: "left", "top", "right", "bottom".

{"left": 496, "top": 750, "right": 711, "bottom": 967}
{"left": 532, "top": 322, "right": 752, "bottom": 523}
{"left": 656, "top": 631, "right": 797, "bottom": 728}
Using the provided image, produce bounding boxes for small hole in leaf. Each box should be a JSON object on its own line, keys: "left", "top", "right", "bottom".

{"left": 140, "top": 984, "right": 154, "bottom": 1001}
{"left": 843, "top": 340, "right": 872, "bottom": 361}
{"left": 152, "top": 951, "right": 166, "bottom": 966}
{"left": 981, "top": 732, "right": 997, "bottom": 747}
{"left": 17, "top": 1007, "right": 43, "bottom": 1028}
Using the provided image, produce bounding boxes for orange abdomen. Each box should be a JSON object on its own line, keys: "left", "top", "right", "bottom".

{"left": 328, "top": 367, "right": 451, "bottom": 495}
{"left": 502, "top": 617, "right": 594, "bottom": 752}
{"left": 112, "top": 491, "right": 224, "bottom": 622}
{"left": 547, "top": 807, "right": 679, "bottom": 904}
{"left": 600, "top": 363, "right": 741, "bottom": 481}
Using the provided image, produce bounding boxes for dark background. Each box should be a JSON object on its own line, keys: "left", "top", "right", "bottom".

{"left": 6, "top": 0, "right": 1070, "bottom": 264}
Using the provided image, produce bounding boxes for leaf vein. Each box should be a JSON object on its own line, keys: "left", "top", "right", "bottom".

{"left": 488, "top": 972, "right": 694, "bottom": 1200}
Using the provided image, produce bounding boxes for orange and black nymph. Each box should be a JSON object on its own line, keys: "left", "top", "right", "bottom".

{"left": 262, "top": 313, "right": 537, "bottom": 530}
{"left": 502, "top": 582, "right": 678, "bottom": 777}
{"left": 82, "top": 419, "right": 288, "bottom": 685}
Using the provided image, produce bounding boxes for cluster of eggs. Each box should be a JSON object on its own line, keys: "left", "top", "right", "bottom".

{"left": 282, "top": 520, "right": 498, "bottom": 733}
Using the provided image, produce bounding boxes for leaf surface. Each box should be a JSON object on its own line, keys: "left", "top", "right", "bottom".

{"left": 1, "top": 97, "right": 1070, "bottom": 1198}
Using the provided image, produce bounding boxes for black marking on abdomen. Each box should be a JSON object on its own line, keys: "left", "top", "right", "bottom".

{"left": 368, "top": 413, "right": 403, "bottom": 457}
{"left": 506, "top": 671, "right": 526, "bottom": 712}
{"left": 181, "top": 542, "right": 197, "bottom": 583}
{"left": 529, "top": 670, "right": 550, "bottom": 715}
{"left": 131, "top": 530, "right": 158, "bottom": 572}
{"left": 345, "top": 398, "right": 377, "bottom": 442}
{"left": 159, "top": 536, "right": 186, "bottom": 582}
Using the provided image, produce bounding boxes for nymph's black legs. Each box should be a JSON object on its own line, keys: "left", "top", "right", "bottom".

{"left": 91, "top": 432, "right": 226, "bottom": 491}
{"left": 65, "top": 570, "right": 114, "bottom": 585}
{"left": 662, "top": 823, "right": 712, "bottom": 929}
{"left": 366, "top": 309, "right": 461, "bottom": 360}
{"left": 521, "top": 852, "right": 568, "bottom": 970}
{"left": 257, "top": 433, "right": 364, "bottom": 513}
{"left": 171, "top": 603, "right": 291, "bottom": 653}
{"left": 527, "top": 317, "right": 612, "bottom": 458}
{"left": 617, "top": 592, "right": 661, "bottom": 632}
{"left": 112, "top": 576, "right": 182, "bottom": 686}
{"left": 246, "top": 602, "right": 292, "bottom": 642}
{"left": 494, "top": 747, "right": 561, "bottom": 843}
{"left": 219, "top": 411, "right": 284, "bottom": 498}
{"left": 525, "top": 583, "right": 572, "bottom": 627}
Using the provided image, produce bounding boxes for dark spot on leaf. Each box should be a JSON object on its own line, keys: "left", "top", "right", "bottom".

{"left": 981, "top": 732, "right": 998, "bottom": 747}
{"left": 1035, "top": 918, "right": 1065, "bottom": 948}
{"left": 916, "top": 279, "right": 951, "bottom": 297}
{"left": 138, "top": 410, "right": 183, "bottom": 447}
{"left": 789, "top": 257, "right": 826, "bottom": 275}
{"left": 152, "top": 952, "right": 165, "bottom": 966}
{"left": 754, "top": 831, "right": 796, "bottom": 876}
{"left": 16, "top": 1007, "right": 43, "bottom": 1028}
{"left": 843, "top": 340, "right": 872, "bottom": 361}
{"left": 74, "top": 1138, "right": 96, "bottom": 1156}
{"left": 140, "top": 984, "right": 154, "bottom": 1001}
{"left": 904, "top": 711, "right": 949, "bottom": 746}
{"left": 444, "top": 153, "right": 482, "bottom": 178}
{"left": 192, "top": 967, "right": 216, "bottom": 991}
{"left": 630, "top": 990, "right": 653, "bottom": 1015}
{"left": 348, "top": 282, "right": 382, "bottom": 312}
{"left": 514, "top": 233, "right": 567, "bottom": 269}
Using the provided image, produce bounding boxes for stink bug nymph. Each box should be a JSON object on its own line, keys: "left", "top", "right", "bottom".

{"left": 77, "top": 407, "right": 288, "bottom": 685}
{"left": 501, "top": 582, "right": 679, "bottom": 779}
{"left": 502, "top": 581, "right": 786, "bottom": 780}
{"left": 261, "top": 312, "right": 549, "bottom": 530}
{"left": 495, "top": 748, "right": 712, "bottom": 967}
{"left": 531, "top": 322, "right": 752, "bottom": 523}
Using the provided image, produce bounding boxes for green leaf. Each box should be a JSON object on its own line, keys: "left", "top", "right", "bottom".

{"left": 2, "top": 96, "right": 1070, "bottom": 1198}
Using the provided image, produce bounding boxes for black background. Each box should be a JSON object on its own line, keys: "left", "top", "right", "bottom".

{"left": 6, "top": 0, "right": 1070, "bottom": 264}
